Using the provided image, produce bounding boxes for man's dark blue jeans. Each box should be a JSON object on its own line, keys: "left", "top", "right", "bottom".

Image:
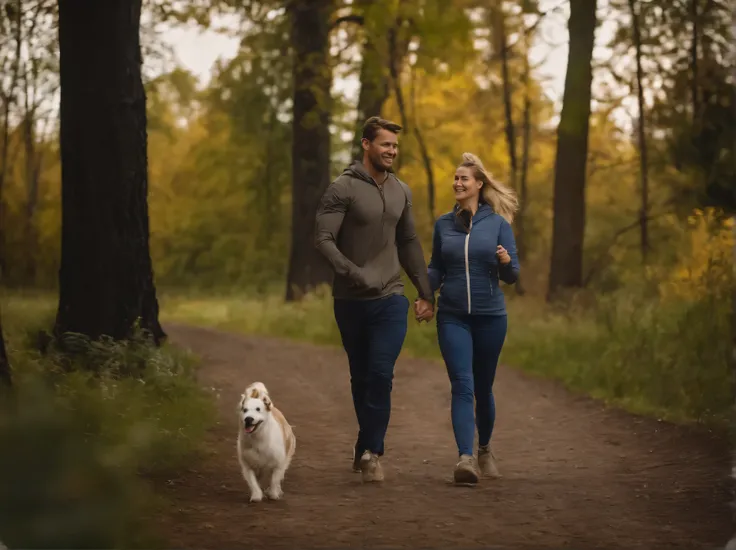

{"left": 333, "top": 294, "right": 409, "bottom": 457}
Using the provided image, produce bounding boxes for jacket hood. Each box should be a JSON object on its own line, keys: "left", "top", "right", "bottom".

{"left": 343, "top": 160, "right": 397, "bottom": 185}
{"left": 453, "top": 202, "right": 494, "bottom": 231}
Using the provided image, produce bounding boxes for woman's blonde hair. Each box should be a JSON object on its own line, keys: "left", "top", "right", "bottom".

{"left": 459, "top": 152, "right": 519, "bottom": 224}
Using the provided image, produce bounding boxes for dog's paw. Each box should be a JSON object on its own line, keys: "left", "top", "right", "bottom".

{"left": 249, "top": 490, "right": 264, "bottom": 503}
{"left": 266, "top": 486, "right": 283, "bottom": 500}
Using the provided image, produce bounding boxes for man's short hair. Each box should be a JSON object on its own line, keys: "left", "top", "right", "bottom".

{"left": 361, "top": 116, "right": 402, "bottom": 143}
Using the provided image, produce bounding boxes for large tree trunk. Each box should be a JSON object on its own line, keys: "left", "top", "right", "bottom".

{"left": 55, "top": 0, "right": 165, "bottom": 344}
{"left": 729, "top": 6, "right": 736, "bottom": 546}
{"left": 628, "top": 0, "right": 650, "bottom": 263}
{"left": 0, "top": 305, "right": 10, "bottom": 388}
{"left": 547, "top": 0, "right": 597, "bottom": 300}
{"left": 285, "top": 0, "right": 335, "bottom": 301}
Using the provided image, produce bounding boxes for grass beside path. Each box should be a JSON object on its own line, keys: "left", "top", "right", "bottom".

{"left": 159, "top": 284, "right": 731, "bottom": 430}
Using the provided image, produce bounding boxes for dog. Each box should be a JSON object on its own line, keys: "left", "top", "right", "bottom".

{"left": 236, "top": 382, "right": 296, "bottom": 502}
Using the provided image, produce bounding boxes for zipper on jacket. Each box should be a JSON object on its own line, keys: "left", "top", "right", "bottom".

{"left": 490, "top": 264, "right": 496, "bottom": 297}
{"left": 377, "top": 183, "right": 386, "bottom": 213}
{"left": 464, "top": 219, "right": 472, "bottom": 314}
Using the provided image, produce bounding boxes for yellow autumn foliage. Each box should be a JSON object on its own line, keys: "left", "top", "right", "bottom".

{"left": 658, "top": 209, "right": 734, "bottom": 302}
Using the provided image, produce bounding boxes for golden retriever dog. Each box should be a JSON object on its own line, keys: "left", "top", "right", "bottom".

{"left": 236, "top": 382, "right": 296, "bottom": 502}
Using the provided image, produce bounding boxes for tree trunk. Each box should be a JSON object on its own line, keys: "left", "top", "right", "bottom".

{"left": 384, "top": 23, "right": 411, "bottom": 175}
{"left": 386, "top": 23, "right": 429, "bottom": 208}
{"left": 690, "top": 0, "right": 699, "bottom": 126}
{"left": 351, "top": 11, "right": 409, "bottom": 161}
{"left": 493, "top": 2, "right": 530, "bottom": 295}
{"left": 516, "top": 30, "right": 532, "bottom": 297}
{"left": 406, "top": 64, "right": 435, "bottom": 223}
{"left": 55, "top": 0, "right": 165, "bottom": 344}
{"left": 628, "top": 0, "right": 650, "bottom": 263}
{"left": 0, "top": 304, "right": 10, "bottom": 388}
{"left": 351, "top": 38, "right": 391, "bottom": 159}
{"left": 0, "top": 0, "right": 23, "bottom": 278}
{"left": 285, "top": 0, "right": 335, "bottom": 301}
{"left": 731, "top": 215, "right": 736, "bottom": 550}
{"left": 493, "top": 4, "right": 517, "bottom": 195}
{"left": 20, "top": 4, "right": 49, "bottom": 286}
{"left": 547, "top": 0, "right": 597, "bottom": 300}
{"left": 730, "top": 4, "right": 736, "bottom": 535}
{"left": 22, "top": 109, "right": 41, "bottom": 284}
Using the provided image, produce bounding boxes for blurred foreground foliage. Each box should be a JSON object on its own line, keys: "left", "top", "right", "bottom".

{"left": 0, "top": 296, "right": 216, "bottom": 548}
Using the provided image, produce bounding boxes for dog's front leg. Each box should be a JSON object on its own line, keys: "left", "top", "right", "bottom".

{"left": 239, "top": 461, "right": 263, "bottom": 502}
{"left": 265, "top": 466, "right": 286, "bottom": 500}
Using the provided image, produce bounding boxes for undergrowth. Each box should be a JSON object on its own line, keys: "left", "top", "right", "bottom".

{"left": 161, "top": 282, "right": 730, "bottom": 428}
{"left": 0, "top": 294, "right": 216, "bottom": 549}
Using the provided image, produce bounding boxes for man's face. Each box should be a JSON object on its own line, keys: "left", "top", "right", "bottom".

{"left": 362, "top": 128, "right": 398, "bottom": 172}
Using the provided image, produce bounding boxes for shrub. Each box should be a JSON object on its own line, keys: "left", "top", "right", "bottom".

{"left": 0, "top": 294, "right": 216, "bottom": 548}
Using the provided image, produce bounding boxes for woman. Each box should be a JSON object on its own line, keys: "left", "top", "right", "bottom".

{"left": 421, "top": 152, "right": 519, "bottom": 485}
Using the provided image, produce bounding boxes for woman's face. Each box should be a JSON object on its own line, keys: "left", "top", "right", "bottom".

{"left": 453, "top": 166, "right": 482, "bottom": 203}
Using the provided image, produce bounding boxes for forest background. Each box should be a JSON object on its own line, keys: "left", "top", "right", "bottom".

{"left": 0, "top": 0, "right": 733, "bottom": 546}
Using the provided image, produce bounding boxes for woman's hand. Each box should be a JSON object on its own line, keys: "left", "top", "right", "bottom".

{"left": 496, "top": 245, "right": 511, "bottom": 265}
{"left": 414, "top": 298, "right": 434, "bottom": 323}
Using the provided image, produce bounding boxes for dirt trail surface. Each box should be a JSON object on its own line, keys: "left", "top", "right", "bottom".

{"left": 153, "top": 323, "right": 732, "bottom": 550}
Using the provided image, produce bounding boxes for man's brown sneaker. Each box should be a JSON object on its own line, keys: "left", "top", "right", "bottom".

{"left": 453, "top": 454, "right": 479, "bottom": 485}
{"left": 478, "top": 445, "right": 501, "bottom": 478}
{"left": 359, "top": 451, "right": 384, "bottom": 482}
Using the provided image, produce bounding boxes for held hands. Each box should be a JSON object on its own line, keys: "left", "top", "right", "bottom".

{"left": 414, "top": 298, "right": 434, "bottom": 323}
{"left": 496, "top": 245, "right": 511, "bottom": 265}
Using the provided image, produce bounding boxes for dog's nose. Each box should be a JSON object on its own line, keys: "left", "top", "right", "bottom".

{"left": 244, "top": 416, "right": 254, "bottom": 426}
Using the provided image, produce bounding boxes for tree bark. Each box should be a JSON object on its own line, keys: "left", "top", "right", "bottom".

{"left": 516, "top": 28, "right": 532, "bottom": 297}
{"left": 55, "top": 0, "right": 165, "bottom": 344}
{"left": 0, "top": 304, "right": 10, "bottom": 388}
{"left": 0, "top": 0, "right": 23, "bottom": 278}
{"left": 492, "top": 4, "right": 517, "bottom": 195}
{"left": 547, "top": 0, "right": 597, "bottom": 300}
{"left": 351, "top": 37, "right": 391, "bottom": 159}
{"left": 350, "top": 7, "right": 409, "bottom": 161}
{"left": 690, "top": 0, "right": 699, "bottom": 126}
{"left": 285, "top": 0, "right": 335, "bottom": 301}
{"left": 628, "top": 0, "right": 650, "bottom": 263}
{"left": 729, "top": 4, "right": 736, "bottom": 544}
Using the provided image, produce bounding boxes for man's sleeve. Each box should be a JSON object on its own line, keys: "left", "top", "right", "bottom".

{"left": 314, "top": 180, "right": 361, "bottom": 280}
{"left": 396, "top": 184, "right": 434, "bottom": 303}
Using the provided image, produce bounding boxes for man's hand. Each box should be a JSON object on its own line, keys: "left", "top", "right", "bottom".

{"left": 348, "top": 267, "right": 381, "bottom": 291}
{"left": 414, "top": 298, "right": 434, "bottom": 323}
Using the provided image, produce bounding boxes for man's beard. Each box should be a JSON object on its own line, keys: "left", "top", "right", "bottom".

{"left": 369, "top": 153, "right": 394, "bottom": 174}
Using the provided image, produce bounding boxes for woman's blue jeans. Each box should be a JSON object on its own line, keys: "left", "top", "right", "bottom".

{"left": 437, "top": 310, "right": 507, "bottom": 456}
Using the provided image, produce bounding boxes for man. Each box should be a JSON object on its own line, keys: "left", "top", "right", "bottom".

{"left": 315, "top": 116, "right": 434, "bottom": 482}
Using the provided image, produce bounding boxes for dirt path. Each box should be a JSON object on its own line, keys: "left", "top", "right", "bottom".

{"left": 152, "top": 323, "right": 732, "bottom": 549}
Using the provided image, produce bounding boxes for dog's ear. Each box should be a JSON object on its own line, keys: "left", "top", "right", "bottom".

{"left": 262, "top": 394, "right": 273, "bottom": 411}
